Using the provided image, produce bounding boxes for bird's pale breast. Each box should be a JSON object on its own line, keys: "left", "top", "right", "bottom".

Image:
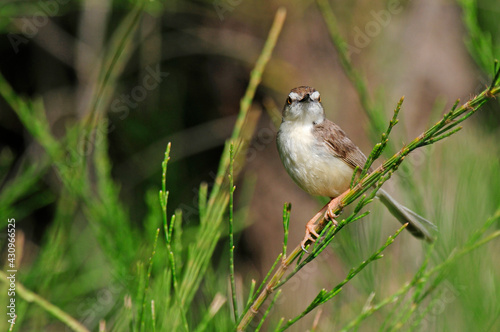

{"left": 277, "top": 121, "right": 354, "bottom": 198}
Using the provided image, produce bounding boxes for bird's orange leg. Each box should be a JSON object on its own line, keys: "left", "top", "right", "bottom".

{"left": 324, "top": 192, "right": 347, "bottom": 221}
{"left": 300, "top": 204, "right": 327, "bottom": 251}
{"left": 301, "top": 192, "right": 348, "bottom": 252}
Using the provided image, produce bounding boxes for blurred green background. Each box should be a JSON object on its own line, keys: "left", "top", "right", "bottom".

{"left": 0, "top": 0, "right": 499, "bottom": 331}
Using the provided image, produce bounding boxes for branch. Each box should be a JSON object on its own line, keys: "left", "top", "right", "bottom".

{"left": 0, "top": 271, "right": 89, "bottom": 332}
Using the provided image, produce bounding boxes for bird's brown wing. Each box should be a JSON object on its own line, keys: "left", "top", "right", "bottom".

{"left": 313, "top": 119, "right": 368, "bottom": 170}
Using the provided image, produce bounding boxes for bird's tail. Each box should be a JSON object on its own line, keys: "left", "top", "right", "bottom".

{"left": 377, "top": 189, "right": 437, "bottom": 242}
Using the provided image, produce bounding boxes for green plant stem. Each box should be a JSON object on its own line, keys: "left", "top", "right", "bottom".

{"left": 340, "top": 209, "right": 500, "bottom": 331}
{"left": 231, "top": 7, "right": 287, "bottom": 142}
{"left": 255, "top": 290, "right": 282, "bottom": 332}
{"left": 139, "top": 229, "right": 160, "bottom": 332}
{"left": 237, "top": 248, "right": 301, "bottom": 331}
{"left": 244, "top": 279, "right": 256, "bottom": 311}
{"left": 84, "top": 0, "right": 145, "bottom": 134}
{"left": 240, "top": 253, "right": 282, "bottom": 322}
{"left": 176, "top": 6, "right": 287, "bottom": 317}
{"left": 0, "top": 74, "right": 64, "bottom": 165}
{"left": 282, "top": 203, "right": 291, "bottom": 259}
{"left": 457, "top": 0, "right": 496, "bottom": 73}
{"left": 229, "top": 143, "right": 238, "bottom": 321}
{"left": 193, "top": 293, "right": 226, "bottom": 332}
{"left": 0, "top": 271, "right": 89, "bottom": 332}
{"left": 207, "top": 7, "right": 286, "bottom": 205}
{"left": 279, "top": 225, "right": 407, "bottom": 331}
{"left": 360, "top": 97, "right": 403, "bottom": 179}
{"left": 236, "top": 72, "right": 500, "bottom": 331}
{"left": 159, "top": 143, "right": 188, "bottom": 331}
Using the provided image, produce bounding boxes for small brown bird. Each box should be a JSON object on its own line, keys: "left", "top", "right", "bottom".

{"left": 276, "top": 86, "right": 436, "bottom": 249}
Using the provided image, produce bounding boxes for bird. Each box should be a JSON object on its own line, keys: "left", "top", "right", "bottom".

{"left": 276, "top": 86, "right": 436, "bottom": 250}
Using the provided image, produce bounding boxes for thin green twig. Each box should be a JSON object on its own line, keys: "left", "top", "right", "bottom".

{"left": 278, "top": 225, "right": 407, "bottom": 331}
{"left": 255, "top": 290, "right": 282, "bottom": 332}
{"left": 244, "top": 279, "right": 257, "bottom": 312}
{"left": 139, "top": 229, "right": 160, "bottom": 332}
{"left": 159, "top": 143, "right": 188, "bottom": 331}
{"left": 229, "top": 143, "right": 238, "bottom": 321}
{"left": 0, "top": 271, "right": 89, "bottom": 332}
{"left": 282, "top": 203, "right": 291, "bottom": 259}
{"left": 85, "top": 0, "right": 145, "bottom": 131}
{"left": 193, "top": 293, "right": 227, "bottom": 332}
{"left": 240, "top": 253, "right": 283, "bottom": 323}
{"left": 360, "top": 97, "right": 403, "bottom": 179}
{"left": 231, "top": 7, "right": 287, "bottom": 142}
{"left": 340, "top": 209, "right": 500, "bottom": 331}
{"left": 79, "top": 0, "right": 146, "bottom": 170}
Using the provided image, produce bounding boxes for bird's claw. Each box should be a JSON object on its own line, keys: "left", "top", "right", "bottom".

{"left": 300, "top": 242, "right": 309, "bottom": 253}
{"left": 325, "top": 208, "right": 339, "bottom": 224}
{"left": 300, "top": 223, "right": 320, "bottom": 253}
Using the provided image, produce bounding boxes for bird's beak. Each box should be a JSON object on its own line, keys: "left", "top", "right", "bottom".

{"left": 299, "top": 94, "right": 311, "bottom": 102}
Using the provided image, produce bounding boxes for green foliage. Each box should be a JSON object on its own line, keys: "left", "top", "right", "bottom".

{"left": 0, "top": 2, "right": 499, "bottom": 332}
{"left": 0, "top": 5, "right": 286, "bottom": 332}
{"left": 458, "top": 0, "right": 500, "bottom": 75}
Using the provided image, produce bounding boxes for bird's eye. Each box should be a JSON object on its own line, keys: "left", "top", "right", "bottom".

{"left": 287, "top": 97, "right": 292, "bottom": 104}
